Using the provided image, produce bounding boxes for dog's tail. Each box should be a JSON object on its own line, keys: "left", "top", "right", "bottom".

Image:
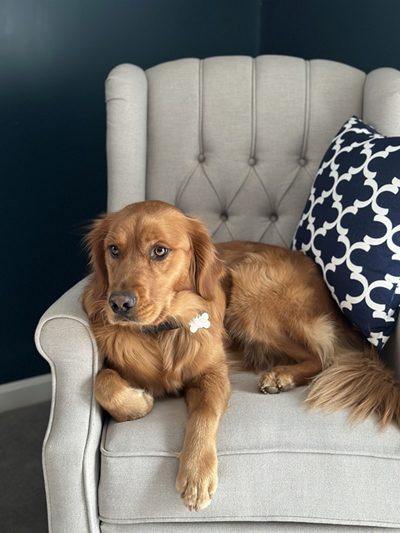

{"left": 306, "top": 342, "right": 400, "bottom": 428}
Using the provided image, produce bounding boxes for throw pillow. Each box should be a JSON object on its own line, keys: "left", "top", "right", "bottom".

{"left": 292, "top": 116, "right": 400, "bottom": 349}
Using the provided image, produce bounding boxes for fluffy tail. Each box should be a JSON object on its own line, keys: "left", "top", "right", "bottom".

{"left": 306, "top": 345, "right": 400, "bottom": 429}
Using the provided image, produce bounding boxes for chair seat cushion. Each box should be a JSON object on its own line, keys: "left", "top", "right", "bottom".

{"left": 99, "top": 372, "right": 400, "bottom": 528}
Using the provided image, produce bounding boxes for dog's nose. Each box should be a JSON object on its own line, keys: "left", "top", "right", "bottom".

{"left": 108, "top": 292, "right": 136, "bottom": 315}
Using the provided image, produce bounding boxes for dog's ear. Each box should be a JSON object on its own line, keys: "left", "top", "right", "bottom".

{"left": 187, "top": 217, "right": 225, "bottom": 300}
{"left": 84, "top": 214, "right": 110, "bottom": 297}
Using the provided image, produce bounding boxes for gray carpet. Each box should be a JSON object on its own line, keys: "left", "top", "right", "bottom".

{"left": 0, "top": 401, "right": 50, "bottom": 533}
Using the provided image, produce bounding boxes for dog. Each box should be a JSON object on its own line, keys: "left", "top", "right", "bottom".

{"left": 83, "top": 200, "right": 400, "bottom": 512}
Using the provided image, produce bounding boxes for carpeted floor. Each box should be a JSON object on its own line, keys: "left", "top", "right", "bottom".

{"left": 0, "top": 401, "right": 50, "bottom": 533}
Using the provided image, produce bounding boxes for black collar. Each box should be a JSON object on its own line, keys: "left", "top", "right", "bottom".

{"left": 141, "top": 320, "right": 181, "bottom": 335}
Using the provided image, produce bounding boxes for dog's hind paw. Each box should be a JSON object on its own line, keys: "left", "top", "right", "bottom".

{"left": 259, "top": 368, "right": 296, "bottom": 394}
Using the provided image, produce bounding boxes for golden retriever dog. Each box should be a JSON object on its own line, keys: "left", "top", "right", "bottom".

{"left": 83, "top": 200, "right": 400, "bottom": 511}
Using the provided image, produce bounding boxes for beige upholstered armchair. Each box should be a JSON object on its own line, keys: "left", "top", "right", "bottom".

{"left": 35, "top": 55, "right": 400, "bottom": 532}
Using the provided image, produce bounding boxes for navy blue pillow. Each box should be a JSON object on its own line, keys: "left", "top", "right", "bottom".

{"left": 292, "top": 116, "right": 400, "bottom": 350}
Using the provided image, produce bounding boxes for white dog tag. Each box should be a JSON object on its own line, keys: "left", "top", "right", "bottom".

{"left": 189, "top": 312, "right": 211, "bottom": 333}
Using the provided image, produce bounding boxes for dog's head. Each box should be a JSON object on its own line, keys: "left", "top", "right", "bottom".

{"left": 84, "top": 201, "right": 224, "bottom": 326}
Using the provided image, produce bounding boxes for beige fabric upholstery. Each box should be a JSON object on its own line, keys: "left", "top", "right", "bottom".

{"left": 145, "top": 56, "right": 365, "bottom": 246}
{"left": 363, "top": 67, "right": 400, "bottom": 137}
{"left": 35, "top": 279, "right": 103, "bottom": 532}
{"left": 106, "top": 64, "right": 148, "bottom": 212}
{"left": 99, "top": 374, "right": 400, "bottom": 527}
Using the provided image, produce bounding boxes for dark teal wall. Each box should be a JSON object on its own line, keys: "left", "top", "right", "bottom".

{"left": 1, "top": 0, "right": 261, "bottom": 384}
{"left": 260, "top": 0, "right": 400, "bottom": 72}
{"left": 2, "top": 0, "right": 400, "bottom": 384}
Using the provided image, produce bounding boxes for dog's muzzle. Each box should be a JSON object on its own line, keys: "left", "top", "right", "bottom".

{"left": 108, "top": 291, "right": 137, "bottom": 316}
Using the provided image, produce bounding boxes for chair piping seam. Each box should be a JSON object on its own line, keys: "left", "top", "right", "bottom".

{"left": 250, "top": 57, "right": 257, "bottom": 159}
{"left": 199, "top": 59, "right": 204, "bottom": 157}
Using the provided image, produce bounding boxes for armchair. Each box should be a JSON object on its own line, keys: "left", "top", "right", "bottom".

{"left": 35, "top": 55, "right": 400, "bottom": 532}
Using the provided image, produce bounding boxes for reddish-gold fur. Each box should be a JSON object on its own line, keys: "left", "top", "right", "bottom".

{"left": 84, "top": 201, "right": 229, "bottom": 511}
{"left": 83, "top": 200, "right": 400, "bottom": 511}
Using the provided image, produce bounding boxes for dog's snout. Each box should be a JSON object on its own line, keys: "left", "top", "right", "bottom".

{"left": 109, "top": 291, "right": 136, "bottom": 315}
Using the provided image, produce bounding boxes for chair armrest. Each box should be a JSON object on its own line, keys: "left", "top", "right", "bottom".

{"left": 363, "top": 67, "right": 400, "bottom": 379}
{"left": 35, "top": 278, "right": 102, "bottom": 533}
{"left": 363, "top": 67, "right": 400, "bottom": 137}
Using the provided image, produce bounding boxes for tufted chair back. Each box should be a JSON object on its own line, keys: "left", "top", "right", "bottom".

{"left": 105, "top": 55, "right": 397, "bottom": 247}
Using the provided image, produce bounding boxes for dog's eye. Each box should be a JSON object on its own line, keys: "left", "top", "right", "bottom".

{"left": 151, "top": 246, "right": 169, "bottom": 260}
{"left": 109, "top": 245, "right": 120, "bottom": 258}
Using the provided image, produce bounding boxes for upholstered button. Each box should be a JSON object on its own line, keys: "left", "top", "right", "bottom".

{"left": 269, "top": 213, "right": 278, "bottom": 222}
{"left": 298, "top": 157, "right": 307, "bottom": 166}
{"left": 248, "top": 157, "right": 257, "bottom": 166}
{"left": 198, "top": 153, "right": 206, "bottom": 163}
{"left": 220, "top": 212, "right": 228, "bottom": 222}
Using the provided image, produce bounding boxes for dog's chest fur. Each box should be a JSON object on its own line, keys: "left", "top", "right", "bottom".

{"left": 99, "top": 325, "right": 213, "bottom": 396}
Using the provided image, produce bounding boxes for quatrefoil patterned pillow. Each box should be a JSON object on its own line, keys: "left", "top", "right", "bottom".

{"left": 292, "top": 116, "right": 400, "bottom": 350}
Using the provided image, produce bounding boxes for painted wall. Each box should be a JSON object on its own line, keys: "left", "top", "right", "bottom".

{"left": 260, "top": 0, "right": 400, "bottom": 72}
{"left": 1, "top": 0, "right": 261, "bottom": 384}
{"left": 2, "top": 0, "right": 399, "bottom": 384}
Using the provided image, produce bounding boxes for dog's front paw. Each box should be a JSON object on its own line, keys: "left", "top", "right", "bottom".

{"left": 176, "top": 450, "right": 218, "bottom": 511}
{"left": 259, "top": 367, "right": 296, "bottom": 394}
{"left": 108, "top": 388, "right": 154, "bottom": 422}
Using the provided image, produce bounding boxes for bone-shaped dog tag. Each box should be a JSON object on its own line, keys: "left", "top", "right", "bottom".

{"left": 189, "top": 312, "right": 211, "bottom": 333}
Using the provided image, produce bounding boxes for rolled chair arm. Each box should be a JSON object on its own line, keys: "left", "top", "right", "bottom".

{"left": 363, "top": 67, "right": 400, "bottom": 379}
{"left": 35, "top": 278, "right": 102, "bottom": 533}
